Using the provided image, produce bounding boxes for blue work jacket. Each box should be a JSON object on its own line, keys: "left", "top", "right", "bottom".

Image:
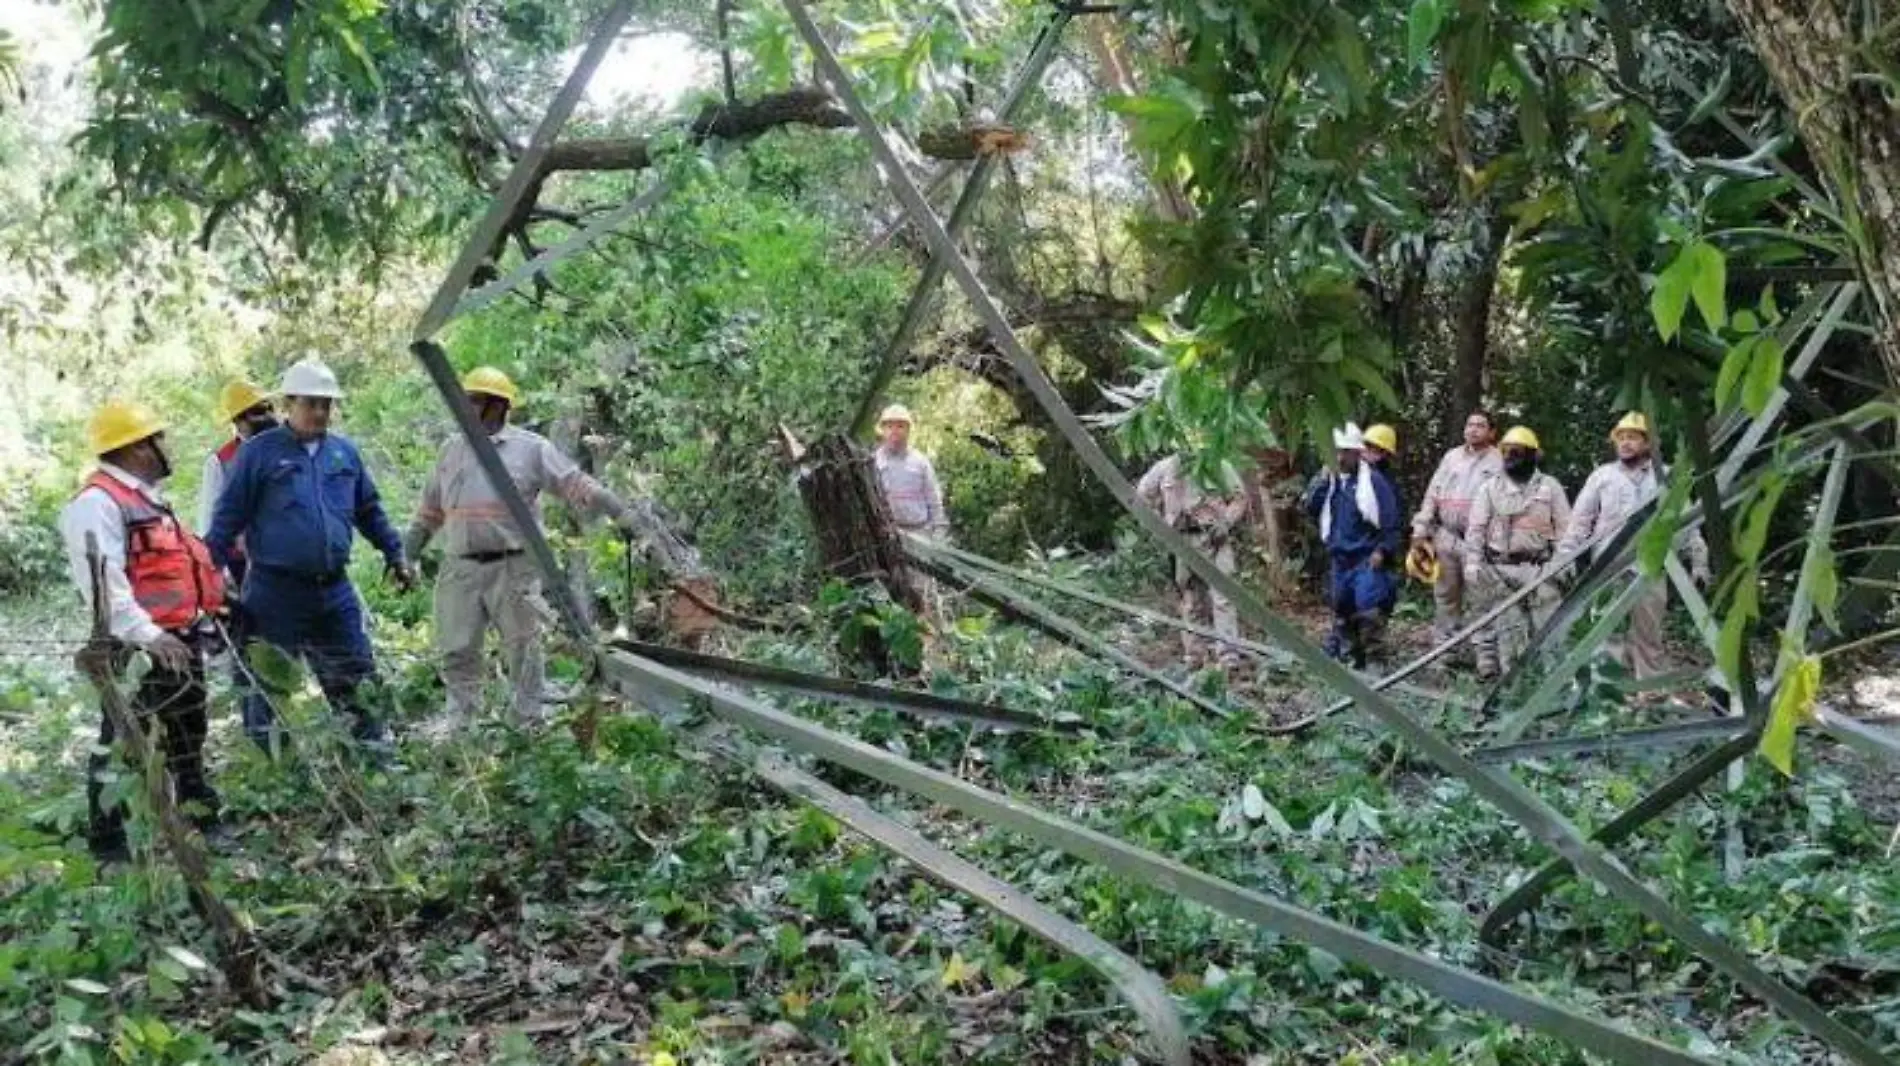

{"left": 1304, "top": 466, "right": 1403, "bottom": 560}
{"left": 206, "top": 427, "right": 404, "bottom": 580}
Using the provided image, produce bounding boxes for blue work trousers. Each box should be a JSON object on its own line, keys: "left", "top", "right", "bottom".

{"left": 1324, "top": 553, "right": 1397, "bottom": 666}
{"left": 238, "top": 567, "right": 387, "bottom": 745}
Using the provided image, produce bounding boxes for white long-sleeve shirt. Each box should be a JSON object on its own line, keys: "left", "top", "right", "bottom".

{"left": 59, "top": 463, "right": 167, "bottom": 646}
{"left": 874, "top": 445, "right": 948, "bottom": 536}
{"left": 197, "top": 449, "right": 228, "bottom": 534}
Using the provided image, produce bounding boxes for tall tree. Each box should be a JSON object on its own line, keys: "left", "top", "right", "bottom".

{"left": 1724, "top": 0, "right": 1900, "bottom": 379}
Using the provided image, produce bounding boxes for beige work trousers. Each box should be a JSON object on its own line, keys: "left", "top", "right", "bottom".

{"left": 437, "top": 554, "right": 552, "bottom": 722}
{"left": 1610, "top": 581, "right": 1670, "bottom": 680}
{"left": 1175, "top": 537, "right": 1239, "bottom": 664}
{"left": 1434, "top": 530, "right": 1497, "bottom": 674}
{"left": 1471, "top": 563, "right": 1560, "bottom": 676}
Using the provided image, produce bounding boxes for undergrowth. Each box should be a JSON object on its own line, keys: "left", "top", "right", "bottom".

{"left": 1, "top": 570, "right": 1896, "bottom": 1065}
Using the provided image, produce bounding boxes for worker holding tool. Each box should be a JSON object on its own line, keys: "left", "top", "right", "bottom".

{"left": 60, "top": 400, "right": 227, "bottom": 861}
{"left": 1557, "top": 412, "right": 1710, "bottom": 681}
{"left": 873, "top": 405, "right": 949, "bottom": 541}
{"left": 1410, "top": 410, "right": 1503, "bottom": 675}
{"left": 1462, "top": 427, "right": 1571, "bottom": 675}
{"left": 1306, "top": 424, "right": 1403, "bottom": 670}
{"left": 198, "top": 378, "right": 278, "bottom": 749}
{"left": 1136, "top": 451, "right": 1249, "bottom": 670}
{"left": 206, "top": 359, "right": 413, "bottom": 756}
{"left": 403, "top": 366, "right": 710, "bottom": 730}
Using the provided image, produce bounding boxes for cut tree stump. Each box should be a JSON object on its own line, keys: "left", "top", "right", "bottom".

{"left": 795, "top": 434, "right": 925, "bottom": 674}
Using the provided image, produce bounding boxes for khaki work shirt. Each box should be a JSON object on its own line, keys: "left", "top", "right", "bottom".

{"left": 1136, "top": 455, "right": 1248, "bottom": 534}
{"left": 1557, "top": 459, "right": 1708, "bottom": 571}
{"left": 1413, "top": 445, "right": 1502, "bottom": 539}
{"left": 1463, "top": 472, "right": 1571, "bottom": 570}
{"left": 408, "top": 426, "right": 627, "bottom": 558}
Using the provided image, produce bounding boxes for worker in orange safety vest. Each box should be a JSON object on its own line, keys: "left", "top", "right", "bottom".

{"left": 59, "top": 400, "right": 228, "bottom": 862}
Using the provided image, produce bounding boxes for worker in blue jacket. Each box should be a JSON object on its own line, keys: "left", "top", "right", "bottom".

{"left": 206, "top": 360, "right": 414, "bottom": 753}
{"left": 1304, "top": 423, "right": 1403, "bottom": 669}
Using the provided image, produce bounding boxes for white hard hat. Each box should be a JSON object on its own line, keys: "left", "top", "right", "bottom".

{"left": 1332, "top": 423, "right": 1364, "bottom": 450}
{"left": 280, "top": 359, "right": 343, "bottom": 400}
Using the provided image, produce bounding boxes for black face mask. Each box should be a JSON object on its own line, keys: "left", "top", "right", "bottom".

{"left": 240, "top": 412, "right": 279, "bottom": 437}
{"left": 147, "top": 440, "right": 174, "bottom": 481}
{"left": 1504, "top": 453, "right": 1536, "bottom": 481}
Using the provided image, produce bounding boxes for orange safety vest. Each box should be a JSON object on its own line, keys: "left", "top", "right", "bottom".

{"left": 80, "top": 472, "right": 225, "bottom": 631}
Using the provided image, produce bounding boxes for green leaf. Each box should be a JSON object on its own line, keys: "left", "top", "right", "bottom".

{"left": 1686, "top": 241, "right": 1728, "bottom": 331}
{"left": 1406, "top": 0, "right": 1444, "bottom": 70}
{"left": 1637, "top": 464, "right": 1694, "bottom": 577}
{"left": 1735, "top": 474, "right": 1788, "bottom": 564}
{"left": 64, "top": 978, "right": 111, "bottom": 996}
{"left": 1717, "top": 604, "right": 1750, "bottom": 684}
{"left": 1715, "top": 335, "right": 1756, "bottom": 412}
{"left": 325, "top": 17, "right": 382, "bottom": 93}
{"left": 1807, "top": 543, "right": 1841, "bottom": 633}
{"left": 285, "top": 16, "right": 311, "bottom": 109}
{"left": 1759, "top": 284, "right": 1781, "bottom": 325}
{"left": 1740, "top": 334, "right": 1785, "bottom": 416}
{"left": 1651, "top": 249, "right": 1694, "bottom": 341}
{"left": 1760, "top": 655, "right": 1821, "bottom": 776}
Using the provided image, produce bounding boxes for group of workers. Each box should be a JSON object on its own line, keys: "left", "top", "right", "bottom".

{"left": 1136, "top": 408, "right": 1707, "bottom": 678}
{"left": 60, "top": 360, "right": 694, "bottom": 861}
{"left": 58, "top": 363, "right": 1702, "bottom": 860}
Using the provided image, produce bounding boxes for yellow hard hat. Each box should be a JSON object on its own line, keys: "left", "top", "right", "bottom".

{"left": 878, "top": 404, "right": 914, "bottom": 426}
{"left": 1500, "top": 426, "right": 1542, "bottom": 451}
{"left": 218, "top": 379, "right": 269, "bottom": 424}
{"left": 86, "top": 400, "right": 166, "bottom": 457}
{"left": 1609, "top": 411, "right": 1650, "bottom": 441}
{"left": 1363, "top": 424, "right": 1398, "bottom": 454}
{"left": 461, "top": 366, "right": 519, "bottom": 405}
{"left": 1406, "top": 543, "right": 1441, "bottom": 584}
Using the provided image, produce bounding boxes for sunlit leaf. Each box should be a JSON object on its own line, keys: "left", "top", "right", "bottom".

{"left": 1740, "top": 334, "right": 1785, "bottom": 416}
{"left": 1760, "top": 655, "right": 1821, "bottom": 776}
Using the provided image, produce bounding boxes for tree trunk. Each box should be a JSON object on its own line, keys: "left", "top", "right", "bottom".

{"left": 1085, "top": 19, "right": 1196, "bottom": 224}
{"left": 1446, "top": 209, "right": 1509, "bottom": 443}
{"left": 1725, "top": 0, "right": 1900, "bottom": 381}
{"left": 796, "top": 435, "right": 925, "bottom": 672}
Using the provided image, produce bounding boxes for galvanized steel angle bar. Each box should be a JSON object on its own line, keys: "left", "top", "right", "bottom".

{"left": 909, "top": 537, "right": 1477, "bottom": 711}
{"left": 735, "top": 740, "right": 1191, "bottom": 1066}
{"left": 912, "top": 550, "right": 1234, "bottom": 719}
{"left": 1489, "top": 577, "right": 1653, "bottom": 743}
{"left": 780, "top": 4, "right": 1892, "bottom": 1058}
{"left": 607, "top": 637, "right": 1071, "bottom": 733}
{"left": 413, "top": 0, "right": 636, "bottom": 341}
{"left": 450, "top": 171, "right": 701, "bottom": 324}
{"left": 1478, "top": 729, "right": 1762, "bottom": 945}
{"left": 1469, "top": 718, "right": 1746, "bottom": 765}
{"left": 602, "top": 645, "right": 1721, "bottom": 1066}
{"left": 848, "top": 11, "right": 1074, "bottom": 437}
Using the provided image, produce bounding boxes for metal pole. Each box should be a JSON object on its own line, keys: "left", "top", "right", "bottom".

{"left": 847, "top": 13, "right": 1072, "bottom": 437}
{"left": 413, "top": 0, "right": 637, "bottom": 340}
